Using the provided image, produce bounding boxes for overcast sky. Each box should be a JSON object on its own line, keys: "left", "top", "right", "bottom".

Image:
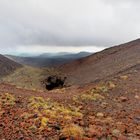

{"left": 0, "top": 0, "right": 140, "bottom": 54}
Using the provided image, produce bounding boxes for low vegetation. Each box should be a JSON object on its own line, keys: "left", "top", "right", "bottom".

{"left": 2, "top": 66, "right": 67, "bottom": 91}
{"left": 0, "top": 93, "right": 15, "bottom": 106}
{"left": 0, "top": 71, "right": 140, "bottom": 139}
{"left": 25, "top": 96, "right": 83, "bottom": 138}
{"left": 73, "top": 82, "right": 115, "bottom": 103}
{"left": 2, "top": 66, "right": 44, "bottom": 90}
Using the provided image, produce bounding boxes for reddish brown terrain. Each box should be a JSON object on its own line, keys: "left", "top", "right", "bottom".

{"left": 0, "top": 39, "right": 140, "bottom": 140}
{"left": 60, "top": 39, "right": 140, "bottom": 85}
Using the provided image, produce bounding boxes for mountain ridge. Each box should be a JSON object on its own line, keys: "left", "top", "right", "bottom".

{"left": 59, "top": 39, "right": 140, "bottom": 85}
{"left": 5, "top": 52, "right": 93, "bottom": 67}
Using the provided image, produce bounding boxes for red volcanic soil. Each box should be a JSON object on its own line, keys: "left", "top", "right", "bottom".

{"left": 0, "top": 39, "right": 140, "bottom": 139}
{"left": 0, "top": 54, "right": 22, "bottom": 77}
{"left": 59, "top": 39, "right": 140, "bottom": 85}
{"left": 0, "top": 63, "right": 140, "bottom": 139}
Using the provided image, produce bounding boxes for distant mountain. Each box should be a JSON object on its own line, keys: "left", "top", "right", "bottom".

{"left": 39, "top": 51, "right": 92, "bottom": 58}
{"left": 0, "top": 54, "right": 22, "bottom": 77}
{"left": 5, "top": 52, "right": 93, "bottom": 67}
{"left": 17, "top": 53, "right": 39, "bottom": 57}
{"left": 39, "top": 52, "right": 71, "bottom": 58}
{"left": 59, "top": 39, "right": 140, "bottom": 85}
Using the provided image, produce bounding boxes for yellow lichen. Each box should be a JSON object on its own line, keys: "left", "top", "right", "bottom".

{"left": 61, "top": 124, "right": 84, "bottom": 138}
{"left": 0, "top": 93, "right": 15, "bottom": 106}
{"left": 28, "top": 96, "right": 83, "bottom": 131}
{"left": 108, "top": 81, "right": 116, "bottom": 89}
{"left": 120, "top": 75, "right": 128, "bottom": 80}
{"left": 41, "top": 117, "right": 49, "bottom": 127}
{"left": 91, "top": 85, "right": 108, "bottom": 93}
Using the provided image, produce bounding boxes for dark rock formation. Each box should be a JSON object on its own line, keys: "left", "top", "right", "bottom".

{"left": 42, "top": 75, "right": 67, "bottom": 90}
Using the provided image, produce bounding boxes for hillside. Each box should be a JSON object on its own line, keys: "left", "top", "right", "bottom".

{"left": 0, "top": 39, "right": 140, "bottom": 139}
{"left": 59, "top": 39, "right": 140, "bottom": 85}
{"left": 2, "top": 66, "right": 65, "bottom": 91}
{"left": 2, "top": 66, "right": 44, "bottom": 90}
{"left": 0, "top": 54, "right": 22, "bottom": 77}
{"left": 0, "top": 61, "right": 140, "bottom": 139}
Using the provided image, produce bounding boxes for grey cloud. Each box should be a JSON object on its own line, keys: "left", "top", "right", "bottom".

{"left": 0, "top": 0, "right": 140, "bottom": 53}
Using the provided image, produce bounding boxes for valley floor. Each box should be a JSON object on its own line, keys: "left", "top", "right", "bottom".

{"left": 0, "top": 65, "right": 140, "bottom": 140}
